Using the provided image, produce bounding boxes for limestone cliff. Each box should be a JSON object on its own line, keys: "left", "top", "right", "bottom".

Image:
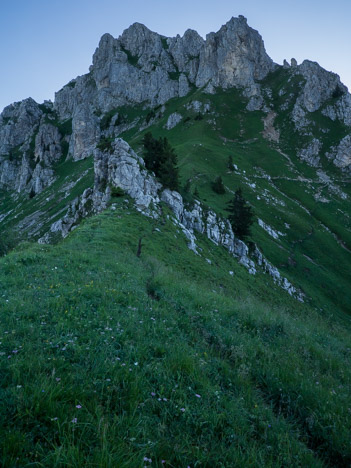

{"left": 1, "top": 16, "right": 351, "bottom": 177}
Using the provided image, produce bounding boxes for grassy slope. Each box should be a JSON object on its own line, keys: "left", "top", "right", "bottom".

{"left": 1, "top": 199, "right": 350, "bottom": 467}
{"left": 0, "top": 156, "right": 94, "bottom": 251}
{"left": 120, "top": 86, "right": 351, "bottom": 319}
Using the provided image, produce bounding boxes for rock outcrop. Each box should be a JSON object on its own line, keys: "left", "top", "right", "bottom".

{"left": 0, "top": 99, "right": 65, "bottom": 194}
{"left": 51, "top": 15, "right": 275, "bottom": 159}
{"left": 326, "top": 135, "right": 351, "bottom": 172}
{"left": 41, "top": 137, "right": 303, "bottom": 300}
{"left": 298, "top": 138, "right": 322, "bottom": 167}
{"left": 296, "top": 60, "right": 348, "bottom": 113}
{"left": 95, "top": 138, "right": 161, "bottom": 213}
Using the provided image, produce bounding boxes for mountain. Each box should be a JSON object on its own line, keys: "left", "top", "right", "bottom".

{"left": 0, "top": 16, "right": 351, "bottom": 467}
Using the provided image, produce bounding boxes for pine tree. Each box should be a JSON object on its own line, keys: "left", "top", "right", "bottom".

{"left": 227, "top": 155, "right": 234, "bottom": 170}
{"left": 212, "top": 176, "right": 226, "bottom": 194}
{"left": 142, "top": 133, "right": 179, "bottom": 191}
{"left": 227, "top": 188, "right": 254, "bottom": 240}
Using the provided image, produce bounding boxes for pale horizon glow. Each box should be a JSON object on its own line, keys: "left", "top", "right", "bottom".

{"left": 1, "top": 0, "right": 351, "bottom": 112}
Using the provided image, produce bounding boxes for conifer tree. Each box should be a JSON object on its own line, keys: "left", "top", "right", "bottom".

{"left": 227, "top": 188, "right": 254, "bottom": 240}
{"left": 227, "top": 155, "right": 234, "bottom": 170}
{"left": 212, "top": 176, "right": 226, "bottom": 194}
{"left": 142, "top": 132, "right": 179, "bottom": 191}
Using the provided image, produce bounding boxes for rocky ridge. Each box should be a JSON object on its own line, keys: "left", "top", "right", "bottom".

{"left": 40, "top": 137, "right": 303, "bottom": 301}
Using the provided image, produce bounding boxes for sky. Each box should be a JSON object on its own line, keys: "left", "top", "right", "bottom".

{"left": 1, "top": 0, "right": 351, "bottom": 112}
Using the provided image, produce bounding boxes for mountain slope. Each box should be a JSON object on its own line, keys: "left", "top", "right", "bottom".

{"left": 1, "top": 16, "right": 351, "bottom": 465}
{"left": 1, "top": 201, "right": 350, "bottom": 467}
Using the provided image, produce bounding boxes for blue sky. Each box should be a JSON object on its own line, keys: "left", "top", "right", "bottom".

{"left": 1, "top": 0, "right": 350, "bottom": 112}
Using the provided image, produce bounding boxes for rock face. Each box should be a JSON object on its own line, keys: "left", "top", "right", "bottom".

{"left": 195, "top": 16, "right": 274, "bottom": 109}
{"left": 76, "top": 15, "right": 274, "bottom": 114}
{"left": 297, "top": 60, "right": 347, "bottom": 113}
{"left": 326, "top": 135, "right": 351, "bottom": 172}
{"left": 52, "top": 15, "right": 275, "bottom": 152}
{"left": 165, "top": 112, "right": 182, "bottom": 130}
{"left": 2, "top": 16, "right": 351, "bottom": 172}
{"left": 298, "top": 138, "right": 322, "bottom": 167}
{"left": 95, "top": 138, "right": 161, "bottom": 212}
{"left": 69, "top": 104, "right": 100, "bottom": 161}
{"left": 0, "top": 98, "right": 42, "bottom": 156}
{"left": 0, "top": 99, "right": 65, "bottom": 194}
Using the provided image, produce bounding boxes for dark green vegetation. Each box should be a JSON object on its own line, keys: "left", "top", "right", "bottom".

{"left": 227, "top": 188, "right": 255, "bottom": 240}
{"left": 1, "top": 200, "right": 350, "bottom": 467}
{"left": 143, "top": 132, "right": 179, "bottom": 191}
{"left": 211, "top": 176, "right": 226, "bottom": 195}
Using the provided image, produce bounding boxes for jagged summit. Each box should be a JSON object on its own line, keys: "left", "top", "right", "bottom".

{"left": 86, "top": 15, "right": 274, "bottom": 113}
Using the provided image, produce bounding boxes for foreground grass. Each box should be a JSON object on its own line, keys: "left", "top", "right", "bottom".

{"left": 1, "top": 201, "right": 350, "bottom": 467}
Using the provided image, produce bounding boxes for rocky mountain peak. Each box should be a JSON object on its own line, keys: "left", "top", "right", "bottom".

{"left": 196, "top": 15, "right": 274, "bottom": 94}
{"left": 1, "top": 14, "right": 351, "bottom": 190}
{"left": 296, "top": 59, "right": 348, "bottom": 112}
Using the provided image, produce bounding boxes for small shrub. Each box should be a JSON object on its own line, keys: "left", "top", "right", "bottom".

{"left": 227, "top": 188, "right": 254, "bottom": 240}
{"left": 332, "top": 85, "right": 345, "bottom": 99}
{"left": 97, "top": 137, "right": 113, "bottom": 153}
{"left": 100, "top": 109, "right": 118, "bottom": 130}
{"left": 110, "top": 186, "right": 125, "bottom": 197}
{"left": 161, "top": 37, "right": 169, "bottom": 50}
{"left": 212, "top": 176, "right": 226, "bottom": 194}
{"left": 146, "top": 110, "right": 156, "bottom": 124}
{"left": 121, "top": 45, "right": 139, "bottom": 67}
{"left": 58, "top": 118, "right": 73, "bottom": 136}
{"left": 168, "top": 71, "right": 181, "bottom": 81}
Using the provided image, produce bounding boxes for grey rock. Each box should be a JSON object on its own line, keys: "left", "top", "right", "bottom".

{"left": 165, "top": 112, "right": 182, "bottom": 130}
{"left": 183, "top": 201, "right": 204, "bottom": 233}
{"left": 297, "top": 60, "right": 347, "bottom": 113}
{"left": 323, "top": 93, "right": 351, "bottom": 127}
{"left": 34, "top": 123, "right": 62, "bottom": 166}
{"left": 97, "top": 138, "right": 161, "bottom": 212}
{"left": 168, "top": 29, "right": 204, "bottom": 83}
{"left": 298, "top": 138, "right": 322, "bottom": 166}
{"left": 40, "top": 187, "right": 94, "bottom": 241}
{"left": 69, "top": 104, "right": 100, "bottom": 161}
{"left": 0, "top": 98, "right": 42, "bottom": 156}
{"left": 161, "top": 189, "right": 184, "bottom": 220}
{"left": 55, "top": 16, "right": 275, "bottom": 122}
{"left": 326, "top": 135, "right": 351, "bottom": 172}
{"left": 0, "top": 109, "right": 63, "bottom": 194}
{"left": 185, "top": 100, "right": 211, "bottom": 113}
{"left": 262, "top": 111, "right": 280, "bottom": 142}
{"left": 258, "top": 218, "right": 285, "bottom": 239}
{"left": 196, "top": 16, "right": 274, "bottom": 95}
{"left": 233, "top": 239, "right": 248, "bottom": 257}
